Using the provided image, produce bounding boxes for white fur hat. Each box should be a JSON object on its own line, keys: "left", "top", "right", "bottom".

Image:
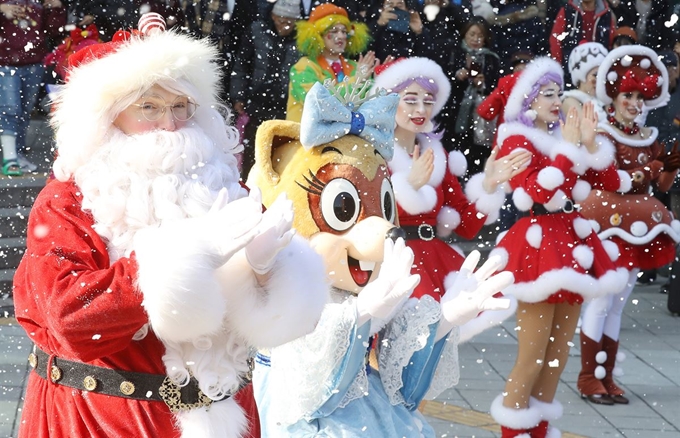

{"left": 51, "top": 15, "right": 222, "bottom": 179}
{"left": 568, "top": 42, "right": 608, "bottom": 87}
{"left": 504, "top": 57, "right": 563, "bottom": 122}
{"left": 370, "top": 57, "right": 451, "bottom": 117}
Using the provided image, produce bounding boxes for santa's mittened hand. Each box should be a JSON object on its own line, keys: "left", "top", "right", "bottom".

{"left": 205, "top": 188, "right": 263, "bottom": 267}
{"left": 245, "top": 191, "right": 295, "bottom": 275}
{"left": 440, "top": 251, "right": 513, "bottom": 328}
{"left": 356, "top": 238, "right": 420, "bottom": 327}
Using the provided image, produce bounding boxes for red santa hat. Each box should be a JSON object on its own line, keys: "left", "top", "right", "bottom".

{"left": 370, "top": 57, "right": 451, "bottom": 117}
{"left": 503, "top": 57, "right": 563, "bottom": 122}
{"left": 596, "top": 44, "right": 669, "bottom": 110}
{"left": 568, "top": 41, "right": 608, "bottom": 87}
{"left": 477, "top": 72, "right": 518, "bottom": 125}
{"left": 51, "top": 13, "right": 223, "bottom": 178}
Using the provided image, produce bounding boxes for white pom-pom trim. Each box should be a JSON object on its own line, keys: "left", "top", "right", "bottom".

{"left": 617, "top": 351, "right": 626, "bottom": 362}
{"left": 589, "top": 219, "right": 601, "bottom": 234}
{"left": 621, "top": 55, "right": 633, "bottom": 67}
{"left": 513, "top": 187, "right": 533, "bottom": 211}
{"left": 594, "top": 365, "right": 606, "bottom": 379}
{"left": 616, "top": 169, "right": 632, "bottom": 193}
{"left": 448, "top": 150, "right": 468, "bottom": 177}
{"left": 613, "top": 366, "right": 624, "bottom": 377}
{"left": 572, "top": 180, "right": 592, "bottom": 202}
{"left": 596, "top": 351, "right": 607, "bottom": 364}
{"left": 537, "top": 166, "right": 565, "bottom": 190}
{"left": 573, "top": 217, "right": 593, "bottom": 240}
{"left": 602, "top": 240, "right": 620, "bottom": 262}
{"left": 630, "top": 221, "right": 648, "bottom": 237}
{"left": 488, "top": 247, "right": 509, "bottom": 271}
{"left": 607, "top": 71, "right": 618, "bottom": 82}
{"left": 525, "top": 224, "right": 543, "bottom": 249}
{"left": 573, "top": 245, "right": 594, "bottom": 270}
{"left": 525, "top": 109, "right": 537, "bottom": 121}
{"left": 640, "top": 58, "right": 651, "bottom": 69}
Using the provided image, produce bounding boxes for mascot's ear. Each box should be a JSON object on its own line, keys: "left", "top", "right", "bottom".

{"left": 254, "top": 120, "right": 301, "bottom": 186}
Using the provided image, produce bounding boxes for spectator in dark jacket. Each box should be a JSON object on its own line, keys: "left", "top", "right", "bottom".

{"left": 230, "top": 0, "right": 302, "bottom": 175}
{"left": 0, "top": 0, "right": 66, "bottom": 175}
{"left": 366, "top": 0, "right": 431, "bottom": 60}
{"left": 607, "top": 0, "right": 674, "bottom": 50}
{"left": 550, "top": 0, "right": 615, "bottom": 85}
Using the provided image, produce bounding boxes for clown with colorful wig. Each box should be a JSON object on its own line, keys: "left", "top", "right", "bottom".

{"left": 286, "top": 3, "right": 375, "bottom": 122}
{"left": 577, "top": 45, "right": 680, "bottom": 406}
{"left": 486, "top": 57, "right": 631, "bottom": 438}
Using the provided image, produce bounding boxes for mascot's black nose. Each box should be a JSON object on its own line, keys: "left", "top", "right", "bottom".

{"left": 386, "top": 227, "right": 406, "bottom": 242}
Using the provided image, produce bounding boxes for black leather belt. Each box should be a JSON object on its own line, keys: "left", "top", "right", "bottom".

{"left": 402, "top": 223, "right": 436, "bottom": 241}
{"left": 30, "top": 345, "right": 248, "bottom": 413}
{"left": 520, "top": 200, "right": 577, "bottom": 217}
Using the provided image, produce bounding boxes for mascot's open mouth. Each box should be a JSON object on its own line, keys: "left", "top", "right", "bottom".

{"left": 347, "top": 256, "right": 375, "bottom": 287}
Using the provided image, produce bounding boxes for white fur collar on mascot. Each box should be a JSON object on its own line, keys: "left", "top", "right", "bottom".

{"left": 51, "top": 13, "right": 328, "bottom": 437}
{"left": 247, "top": 81, "right": 516, "bottom": 436}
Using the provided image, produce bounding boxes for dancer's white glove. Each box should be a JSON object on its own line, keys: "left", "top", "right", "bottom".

{"left": 437, "top": 251, "right": 513, "bottom": 340}
{"left": 356, "top": 238, "right": 420, "bottom": 333}
{"left": 245, "top": 189, "right": 296, "bottom": 275}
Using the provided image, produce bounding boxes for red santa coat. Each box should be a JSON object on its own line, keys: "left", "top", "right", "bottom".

{"left": 387, "top": 134, "right": 514, "bottom": 340}
{"left": 579, "top": 126, "right": 680, "bottom": 271}
{"left": 13, "top": 180, "right": 260, "bottom": 438}
{"left": 490, "top": 122, "right": 630, "bottom": 304}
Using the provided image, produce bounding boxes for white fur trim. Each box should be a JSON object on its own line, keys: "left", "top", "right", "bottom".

{"left": 458, "top": 296, "right": 518, "bottom": 343}
{"left": 495, "top": 230, "right": 509, "bottom": 246}
{"left": 502, "top": 267, "right": 629, "bottom": 303}
{"left": 176, "top": 398, "right": 246, "bottom": 438}
{"left": 448, "top": 150, "right": 468, "bottom": 177}
{"left": 525, "top": 224, "right": 543, "bottom": 249}
{"left": 505, "top": 57, "right": 564, "bottom": 122}
{"left": 601, "top": 240, "right": 620, "bottom": 262}
{"left": 594, "top": 365, "right": 606, "bottom": 379}
{"left": 134, "top": 221, "right": 228, "bottom": 343}
{"left": 215, "top": 235, "right": 329, "bottom": 348}
{"left": 598, "top": 123, "right": 658, "bottom": 148}
{"left": 436, "top": 206, "right": 461, "bottom": 238}
{"left": 537, "top": 166, "right": 564, "bottom": 190}
{"left": 596, "top": 45, "right": 670, "bottom": 109}
{"left": 465, "top": 172, "right": 506, "bottom": 224}
{"left": 390, "top": 171, "right": 438, "bottom": 215}
{"left": 583, "top": 135, "right": 616, "bottom": 171}
{"left": 590, "top": 219, "right": 601, "bottom": 234}
{"left": 543, "top": 189, "right": 568, "bottom": 212}
{"left": 530, "top": 397, "right": 563, "bottom": 421}
{"left": 616, "top": 169, "right": 632, "bottom": 193}
{"left": 596, "top": 351, "right": 607, "bottom": 364}
{"left": 573, "top": 217, "right": 593, "bottom": 240}
{"left": 390, "top": 135, "right": 446, "bottom": 187}
{"left": 571, "top": 180, "right": 591, "bottom": 203}
{"left": 546, "top": 426, "right": 562, "bottom": 438}
{"left": 490, "top": 394, "right": 543, "bottom": 429}
{"left": 371, "top": 57, "right": 451, "bottom": 116}
{"left": 512, "top": 187, "right": 534, "bottom": 211}
{"left": 52, "top": 31, "right": 221, "bottom": 180}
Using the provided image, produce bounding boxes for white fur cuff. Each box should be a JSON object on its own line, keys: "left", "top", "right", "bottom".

{"left": 617, "top": 169, "right": 632, "bottom": 193}
{"left": 584, "top": 135, "right": 617, "bottom": 171}
{"left": 465, "top": 172, "right": 505, "bottom": 224}
{"left": 490, "top": 394, "right": 543, "bottom": 429}
{"left": 391, "top": 171, "right": 438, "bottom": 215}
{"left": 448, "top": 150, "right": 468, "bottom": 177}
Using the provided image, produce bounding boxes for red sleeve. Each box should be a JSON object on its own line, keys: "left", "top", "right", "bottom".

{"left": 550, "top": 9, "right": 566, "bottom": 64}
{"left": 500, "top": 135, "right": 578, "bottom": 204}
{"left": 477, "top": 89, "right": 503, "bottom": 121}
{"left": 442, "top": 170, "right": 486, "bottom": 239}
{"left": 13, "top": 181, "right": 147, "bottom": 362}
{"left": 583, "top": 164, "right": 623, "bottom": 191}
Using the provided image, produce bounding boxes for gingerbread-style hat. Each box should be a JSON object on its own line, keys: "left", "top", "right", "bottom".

{"left": 596, "top": 45, "right": 669, "bottom": 110}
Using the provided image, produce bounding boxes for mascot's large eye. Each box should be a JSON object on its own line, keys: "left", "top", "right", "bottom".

{"left": 381, "top": 178, "right": 396, "bottom": 224}
{"left": 321, "top": 178, "right": 361, "bottom": 231}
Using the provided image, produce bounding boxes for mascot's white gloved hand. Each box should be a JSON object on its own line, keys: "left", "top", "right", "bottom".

{"left": 202, "top": 188, "right": 264, "bottom": 268}
{"left": 245, "top": 189, "right": 296, "bottom": 275}
{"left": 436, "top": 251, "right": 513, "bottom": 340}
{"left": 356, "top": 238, "right": 420, "bottom": 334}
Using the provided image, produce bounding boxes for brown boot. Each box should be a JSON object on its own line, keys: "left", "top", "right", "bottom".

{"left": 602, "top": 335, "right": 629, "bottom": 404}
{"left": 577, "top": 332, "right": 612, "bottom": 405}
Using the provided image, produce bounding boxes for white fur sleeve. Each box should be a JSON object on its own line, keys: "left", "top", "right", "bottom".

{"left": 134, "top": 222, "right": 227, "bottom": 343}
{"left": 391, "top": 171, "right": 438, "bottom": 215}
{"left": 216, "top": 234, "right": 330, "bottom": 348}
{"left": 464, "top": 173, "right": 506, "bottom": 224}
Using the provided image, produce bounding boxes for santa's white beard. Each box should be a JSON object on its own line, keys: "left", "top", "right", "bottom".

{"left": 73, "top": 126, "right": 245, "bottom": 261}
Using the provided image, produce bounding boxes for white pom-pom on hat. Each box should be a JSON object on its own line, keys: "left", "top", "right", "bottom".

{"left": 607, "top": 71, "right": 618, "bottom": 82}
{"left": 138, "top": 12, "right": 167, "bottom": 35}
{"left": 640, "top": 58, "right": 651, "bottom": 69}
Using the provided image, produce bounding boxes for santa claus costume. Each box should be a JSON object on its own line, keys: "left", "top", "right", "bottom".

{"left": 577, "top": 45, "right": 680, "bottom": 405}
{"left": 370, "top": 57, "right": 530, "bottom": 341}
{"left": 487, "top": 57, "right": 630, "bottom": 438}
{"left": 13, "top": 14, "right": 328, "bottom": 438}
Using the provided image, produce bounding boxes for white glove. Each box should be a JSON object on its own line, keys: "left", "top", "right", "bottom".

{"left": 356, "top": 238, "right": 420, "bottom": 333}
{"left": 245, "top": 189, "right": 296, "bottom": 275}
{"left": 203, "top": 187, "right": 263, "bottom": 268}
{"left": 436, "top": 250, "right": 513, "bottom": 340}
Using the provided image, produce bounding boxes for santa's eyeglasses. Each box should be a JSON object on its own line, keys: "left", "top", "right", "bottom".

{"left": 131, "top": 95, "right": 199, "bottom": 122}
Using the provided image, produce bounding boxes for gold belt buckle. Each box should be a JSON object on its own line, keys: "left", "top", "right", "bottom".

{"left": 158, "top": 377, "right": 213, "bottom": 413}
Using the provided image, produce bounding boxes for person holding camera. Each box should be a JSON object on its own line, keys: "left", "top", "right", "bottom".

{"left": 366, "top": 0, "right": 431, "bottom": 61}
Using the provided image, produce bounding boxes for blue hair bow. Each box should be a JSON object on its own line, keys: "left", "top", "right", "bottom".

{"left": 299, "top": 82, "right": 399, "bottom": 160}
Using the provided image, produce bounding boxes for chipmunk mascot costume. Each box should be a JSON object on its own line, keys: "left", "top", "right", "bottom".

{"left": 247, "top": 81, "right": 515, "bottom": 437}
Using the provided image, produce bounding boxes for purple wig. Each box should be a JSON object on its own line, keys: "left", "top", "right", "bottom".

{"left": 515, "top": 71, "right": 564, "bottom": 128}
{"left": 391, "top": 76, "right": 444, "bottom": 139}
